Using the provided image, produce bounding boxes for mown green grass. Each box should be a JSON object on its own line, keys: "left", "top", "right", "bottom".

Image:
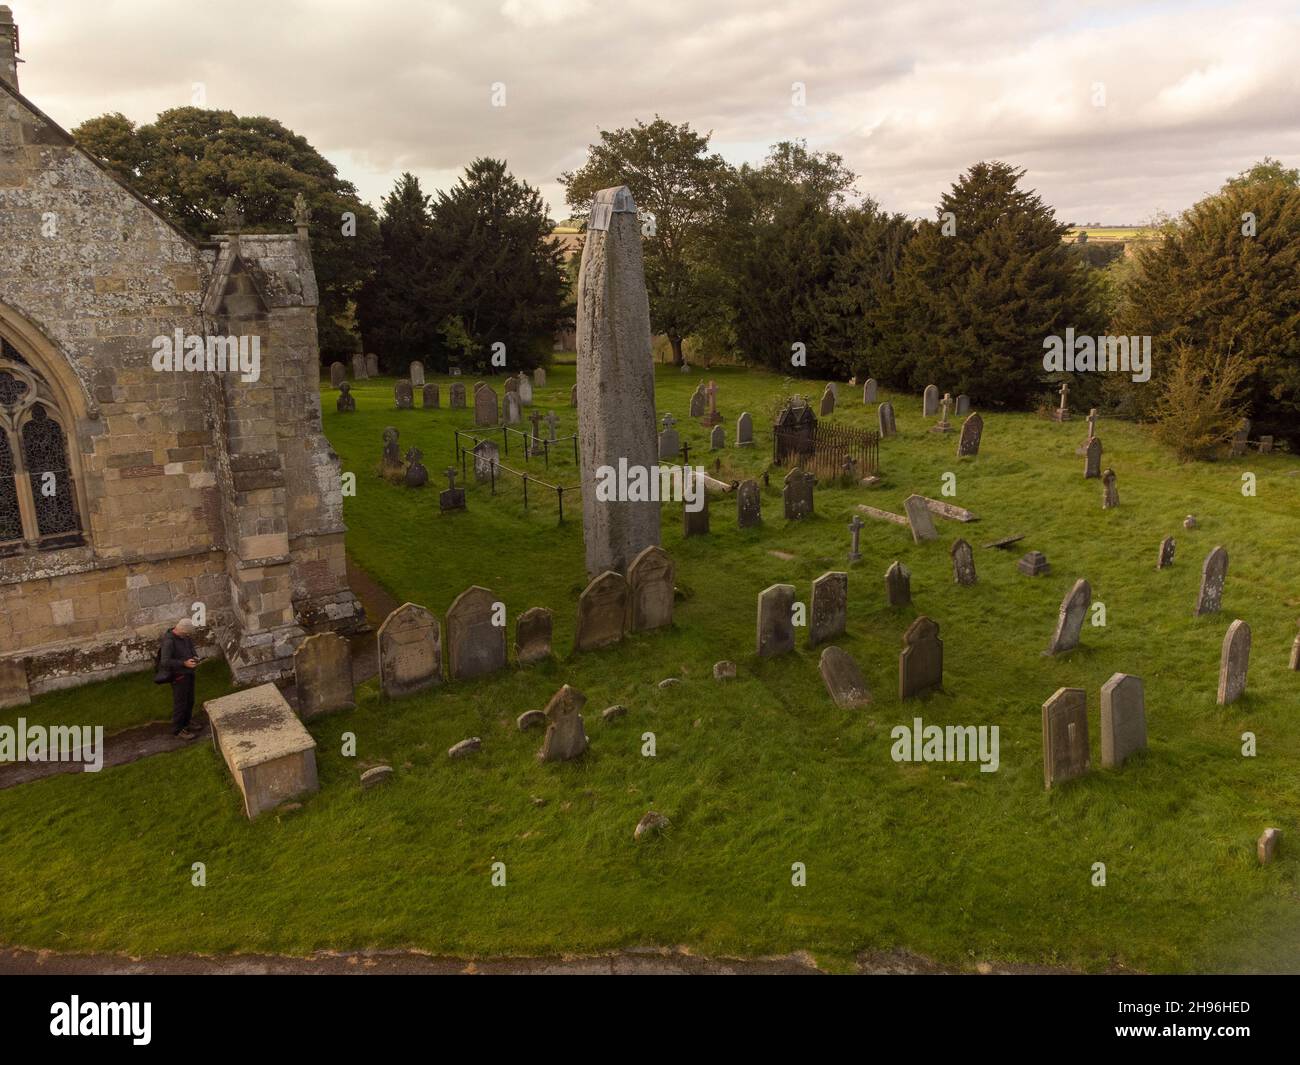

{"left": 2, "top": 362, "right": 1297, "bottom": 972}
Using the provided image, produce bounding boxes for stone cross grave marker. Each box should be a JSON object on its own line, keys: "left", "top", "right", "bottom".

{"left": 1101, "top": 468, "right": 1119, "bottom": 508}
{"left": 848, "top": 514, "right": 864, "bottom": 561}
{"left": 439, "top": 467, "right": 466, "bottom": 512}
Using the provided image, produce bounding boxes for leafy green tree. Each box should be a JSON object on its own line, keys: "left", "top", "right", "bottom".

{"left": 873, "top": 161, "right": 1104, "bottom": 407}
{"left": 74, "top": 108, "right": 379, "bottom": 362}
{"left": 559, "top": 117, "right": 730, "bottom": 366}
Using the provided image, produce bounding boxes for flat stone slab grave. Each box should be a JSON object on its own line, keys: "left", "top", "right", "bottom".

{"left": 205, "top": 683, "right": 319, "bottom": 820}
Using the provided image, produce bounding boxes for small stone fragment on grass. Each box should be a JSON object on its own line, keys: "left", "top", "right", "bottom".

{"left": 278, "top": 802, "right": 304, "bottom": 813}
{"left": 360, "top": 766, "right": 393, "bottom": 789}
{"left": 658, "top": 677, "right": 681, "bottom": 688}
{"left": 1184, "top": 515, "right": 1198, "bottom": 529}
{"left": 516, "top": 709, "right": 545, "bottom": 731}
{"left": 713, "top": 660, "right": 736, "bottom": 680}
{"left": 448, "top": 738, "right": 481, "bottom": 759}
{"left": 602, "top": 704, "right": 628, "bottom": 722}
{"left": 635, "top": 811, "right": 670, "bottom": 840}
{"left": 1258, "top": 827, "right": 1280, "bottom": 865}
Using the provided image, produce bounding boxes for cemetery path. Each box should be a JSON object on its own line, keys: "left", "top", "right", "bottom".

{"left": 0, "top": 719, "right": 198, "bottom": 790}
{"left": 346, "top": 552, "right": 401, "bottom": 683}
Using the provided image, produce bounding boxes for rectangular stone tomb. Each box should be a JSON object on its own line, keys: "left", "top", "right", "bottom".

{"left": 205, "top": 683, "right": 319, "bottom": 819}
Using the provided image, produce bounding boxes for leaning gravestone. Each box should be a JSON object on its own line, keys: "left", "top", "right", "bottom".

{"left": 329, "top": 361, "right": 346, "bottom": 388}
{"left": 1084, "top": 437, "right": 1102, "bottom": 479}
{"left": 422, "top": 383, "right": 439, "bottom": 409}
{"left": 514, "top": 607, "right": 553, "bottom": 665}
{"left": 293, "top": 631, "right": 355, "bottom": 721}
{"left": 951, "top": 538, "right": 977, "bottom": 585}
{"left": 756, "top": 584, "right": 796, "bottom": 657}
{"left": 504, "top": 392, "right": 522, "bottom": 425}
{"left": 378, "top": 603, "right": 443, "bottom": 698}
{"left": 903, "top": 494, "right": 938, "bottom": 543}
{"left": 446, "top": 586, "right": 506, "bottom": 680}
{"left": 575, "top": 186, "right": 660, "bottom": 578}
{"left": 1156, "top": 536, "right": 1175, "bottom": 570}
{"left": 922, "top": 384, "right": 939, "bottom": 417}
{"left": 820, "top": 386, "right": 835, "bottom": 416}
{"left": 539, "top": 684, "right": 588, "bottom": 763}
{"left": 878, "top": 401, "right": 896, "bottom": 438}
{"left": 450, "top": 382, "right": 466, "bottom": 409}
{"left": 336, "top": 382, "right": 355, "bottom": 413}
{"left": 885, "top": 560, "right": 911, "bottom": 606}
{"left": 898, "top": 616, "right": 942, "bottom": 700}
{"left": 1217, "top": 619, "right": 1251, "bottom": 705}
{"left": 352, "top": 352, "right": 369, "bottom": 380}
{"left": 1100, "top": 673, "right": 1146, "bottom": 768}
{"left": 366, "top": 352, "right": 378, "bottom": 377}
{"left": 395, "top": 381, "right": 413, "bottom": 409}
{"left": 409, "top": 361, "right": 425, "bottom": 387}
{"left": 1042, "top": 687, "right": 1090, "bottom": 789}
{"left": 783, "top": 467, "right": 815, "bottom": 520}
{"left": 957, "top": 412, "right": 983, "bottom": 457}
{"left": 736, "top": 411, "right": 754, "bottom": 447}
{"left": 809, "top": 571, "right": 848, "bottom": 645}
{"left": 1101, "top": 468, "right": 1119, "bottom": 509}
{"left": 626, "top": 545, "right": 674, "bottom": 632}
{"left": 1047, "top": 578, "right": 1092, "bottom": 655}
{"left": 472, "top": 440, "right": 499, "bottom": 483}
{"left": 819, "top": 646, "right": 872, "bottom": 709}
{"left": 1194, "top": 545, "right": 1229, "bottom": 616}
{"left": 475, "top": 384, "right": 498, "bottom": 427}
{"left": 575, "top": 571, "right": 628, "bottom": 651}
{"left": 736, "top": 478, "right": 762, "bottom": 528}
{"left": 862, "top": 378, "right": 877, "bottom": 403}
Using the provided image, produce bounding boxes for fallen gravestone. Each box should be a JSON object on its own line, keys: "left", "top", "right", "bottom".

{"left": 1100, "top": 672, "right": 1146, "bottom": 768}
{"left": 819, "top": 646, "right": 872, "bottom": 709}
{"left": 756, "top": 583, "right": 796, "bottom": 657}
{"left": 448, "top": 738, "right": 481, "bottom": 759}
{"left": 1042, "top": 687, "right": 1089, "bottom": 789}
{"left": 378, "top": 602, "right": 443, "bottom": 697}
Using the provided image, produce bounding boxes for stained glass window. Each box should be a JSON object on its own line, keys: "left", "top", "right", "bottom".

{"left": 21, "top": 405, "right": 79, "bottom": 538}
{"left": 0, "top": 430, "right": 19, "bottom": 544}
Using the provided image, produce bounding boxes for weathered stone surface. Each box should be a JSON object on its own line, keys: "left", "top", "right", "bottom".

{"left": 1100, "top": 672, "right": 1146, "bottom": 768}
{"left": 409, "top": 361, "right": 425, "bottom": 387}
{"left": 954, "top": 394, "right": 969, "bottom": 416}
{"left": 1042, "top": 687, "right": 1090, "bottom": 789}
{"left": 1194, "top": 545, "right": 1229, "bottom": 616}
{"left": 352, "top": 353, "right": 369, "bottom": 380}
{"left": 1084, "top": 437, "right": 1102, "bottom": 478}
{"left": 404, "top": 446, "right": 428, "bottom": 488}
{"left": 1017, "top": 551, "right": 1050, "bottom": 576}
{"left": 710, "top": 424, "right": 725, "bottom": 450}
{"left": 819, "top": 386, "right": 835, "bottom": 416}
{"left": 1047, "top": 578, "right": 1091, "bottom": 655}
{"left": 737, "top": 478, "right": 762, "bottom": 528}
{"left": 922, "top": 384, "right": 939, "bottom": 417}
{"left": 657, "top": 677, "right": 680, "bottom": 689}
{"left": 394, "top": 381, "right": 413, "bottom": 409}
{"left": 503, "top": 392, "right": 521, "bottom": 425}
{"left": 627, "top": 545, "right": 675, "bottom": 632}
{"left": 635, "top": 810, "right": 670, "bottom": 840}
{"left": 903, "top": 494, "right": 938, "bottom": 543}
{"left": 602, "top": 704, "right": 628, "bottom": 722}
{"left": 336, "top": 381, "right": 355, "bottom": 412}
{"left": 658, "top": 425, "right": 680, "bottom": 461}
{"left": 518, "top": 375, "right": 534, "bottom": 406}
{"left": 293, "top": 631, "right": 355, "bottom": 721}
{"left": 736, "top": 411, "right": 754, "bottom": 447}
{"left": 329, "top": 361, "right": 346, "bottom": 387}
{"left": 472, "top": 439, "right": 500, "bottom": 483}
{"left": 1258, "top": 827, "right": 1281, "bottom": 865}
{"left": 820, "top": 645, "right": 872, "bottom": 709}
{"left": 576, "top": 186, "right": 660, "bottom": 578}
{"left": 448, "top": 737, "right": 481, "bottom": 759}
{"left": 360, "top": 765, "right": 393, "bottom": 788}
{"left": 422, "top": 383, "right": 439, "bottom": 409}
{"left": 683, "top": 481, "right": 710, "bottom": 537}
{"left": 534, "top": 367, "right": 547, "bottom": 387}
{"left": 1291, "top": 633, "right": 1300, "bottom": 671}
{"left": 516, "top": 709, "right": 546, "bottom": 730}
{"left": 366, "top": 352, "right": 379, "bottom": 377}
{"left": 505, "top": 375, "right": 519, "bottom": 393}
{"left": 951, "top": 538, "right": 977, "bottom": 586}
{"left": 570, "top": 383, "right": 578, "bottom": 407}
{"left": 783, "top": 467, "right": 815, "bottom": 520}
{"left": 690, "top": 383, "right": 707, "bottom": 417}
{"left": 450, "top": 382, "right": 466, "bottom": 408}
{"left": 899, "top": 616, "right": 942, "bottom": 700}
{"left": 956, "top": 412, "right": 983, "bottom": 457}
{"left": 514, "top": 606, "right": 554, "bottom": 664}
{"left": 713, "top": 660, "right": 736, "bottom": 680}
{"left": 378, "top": 603, "right": 443, "bottom": 698}
{"left": 863, "top": 378, "right": 877, "bottom": 403}
{"left": 539, "top": 684, "right": 588, "bottom": 762}
{"left": 574, "top": 571, "right": 628, "bottom": 651}
{"left": 756, "top": 583, "right": 796, "bottom": 657}
{"left": 204, "top": 683, "right": 318, "bottom": 819}
{"left": 0, "top": 658, "right": 30, "bottom": 711}
{"left": 885, "top": 561, "right": 911, "bottom": 606}
{"left": 446, "top": 586, "right": 507, "bottom": 680}
{"left": 475, "top": 385, "right": 498, "bottom": 427}
{"left": 878, "top": 401, "right": 896, "bottom": 437}
{"left": 809, "top": 571, "right": 848, "bottom": 645}
{"left": 1156, "top": 535, "right": 1175, "bottom": 569}
{"left": 1101, "top": 468, "right": 1119, "bottom": 508}
{"left": 1217, "top": 619, "right": 1251, "bottom": 705}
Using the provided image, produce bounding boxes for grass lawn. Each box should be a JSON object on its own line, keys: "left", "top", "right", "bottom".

{"left": 2, "top": 361, "right": 1297, "bottom": 973}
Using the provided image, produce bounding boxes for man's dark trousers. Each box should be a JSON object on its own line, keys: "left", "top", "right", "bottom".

{"left": 172, "top": 674, "right": 196, "bottom": 734}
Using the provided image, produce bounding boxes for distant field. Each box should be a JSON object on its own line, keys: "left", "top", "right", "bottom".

{"left": 1066, "top": 227, "right": 1155, "bottom": 242}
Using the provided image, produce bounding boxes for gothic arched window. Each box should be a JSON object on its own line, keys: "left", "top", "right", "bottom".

{"left": 0, "top": 338, "right": 84, "bottom": 554}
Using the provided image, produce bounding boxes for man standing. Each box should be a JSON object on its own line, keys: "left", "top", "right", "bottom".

{"left": 159, "top": 619, "right": 202, "bottom": 740}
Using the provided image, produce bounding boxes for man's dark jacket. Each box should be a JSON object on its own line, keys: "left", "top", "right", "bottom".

{"left": 159, "top": 631, "right": 197, "bottom": 681}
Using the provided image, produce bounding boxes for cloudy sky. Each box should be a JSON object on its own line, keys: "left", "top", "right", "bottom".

{"left": 11, "top": 0, "right": 1300, "bottom": 224}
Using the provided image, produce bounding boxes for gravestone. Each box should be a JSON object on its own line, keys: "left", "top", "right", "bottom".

{"left": 422, "top": 383, "right": 439, "bottom": 409}
{"left": 885, "top": 561, "right": 911, "bottom": 606}
{"left": 505, "top": 376, "right": 519, "bottom": 394}
{"left": 1100, "top": 673, "right": 1146, "bottom": 768}
{"left": 518, "top": 374, "right": 533, "bottom": 406}
{"left": 293, "top": 631, "right": 355, "bottom": 721}
{"left": 538, "top": 684, "right": 588, "bottom": 763}
{"left": 826, "top": 382, "right": 839, "bottom": 401}
{"left": 783, "top": 467, "right": 815, "bottom": 520}
{"left": 1156, "top": 536, "right": 1175, "bottom": 569}
{"left": 737, "top": 478, "right": 762, "bottom": 528}
{"left": 475, "top": 384, "right": 498, "bottom": 427}
{"left": 862, "top": 378, "right": 877, "bottom": 403}
{"left": 1047, "top": 578, "right": 1092, "bottom": 654}
{"left": 1018, "top": 550, "right": 1050, "bottom": 576}
{"left": 898, "top": 615, "right": 942, "bottom": 700}
{"left": 336, "top": 382, "right": 355, "bottom": 413}
{"left": 878, "top": 401, "right": 896, "bottom": 438}
{"left": 575, "top": 571, "right": 629, "bottom": 651}
{"left": 545, "top": 411, "right": 559, "bottom": 442}
{"left": 329, "top": 361, "right": 346, "bottom": 388}
{"left": 450, "top": 382, "right": 466, "bottom": 408}
{"left": 1194, "top": 545, "right": 1228, "bottom": 616}
{"left": 366, "top": 352, "right": 378, "bottom": 377}
{"left": 381, "top": 426, "right": 402, "bottom": 473}
{"left": 736, "top": 411, "right": 754, "bottom": 447}
{"left": 903, "top": 494, "right": 938, "bottom": 543}
{"left": 951, "top": 538, "right": 977, "bottom": 585}
{"left": 352, "top": 352, "right": 369, "bottom": 380}
{"left": 1101, "top": 468, "right": 1119, "bottom": 508}
{"left": 514, "top": 606, "right": 553, "bottom": 665}
{"left": 570, "top": 383, "right": 578, "bottom": 407}
{"left": 1084, "top": 437, "right": 1102, "bottom": 478}
{"left": 378, "top": 603, "right": 443, "bottom": 698}
{"left": 922, "top": 384, "right": 939, "bottom": 417}
{"left": 446, "top": 586, "right": 507, "bottom": 680}
{"left": 756, "top": 584, "right": 796, "bottom": 657}
{"left": 954, "top": 394, "right": 970, "bottom": 416}
{"left": 204, "top": 684, "right": 317, "bottom": 820}
{"left": 957, "top": 412, "right": 983, "bottom": 457}
{"left": 710, "top": 424, "right": 725, "bottom": 451}
{"left": 809, "top": 571, "right": 848, "bottom": 645}
{"left": 689, "top": 383, "right": 707, "bottom": 418}
{"left": 848, "top": 514, "right": 864, "bottom": 561}
{"left": 683, "top": 481, "right": 710, "bottom": 537}
{"left": 819, "top": 386, "right": 835, "bottom": 416}
{"left": 503, "top": 392, "right": 521, "bottom": 425}
{"left": 472, "top": 440, "right": 499, "bottom": 483}
{"left": 819, "top": 646, "right": 872, "bottom": 709}
{"left": 395, "top": 381, "right": 413, "bottom": 409}
{"left": 1042, "top": 687, "right": 1090, "bottom": 789}
{"left": 658, "top": 415, "right": 680, "bottom": 461}
{"left": 626, "top": 545, "right": 675, "bottom": 632}
{"left": 409, "top": 361, "right": 425, "bottom": 387}
{"left": 534, "top": 367, "right": 547, "bottom": 388}
{"left": 404, "top": 446, "right": 428, "bottom": 488}
{"left": 1217, "top": 619, "right": 1251, "bottom": 705}
{"left": 1291, "top": 633, "right": 1300, "bottom": 671}
{"left": 438, "top": 467, "right": 466, "bottom": 511}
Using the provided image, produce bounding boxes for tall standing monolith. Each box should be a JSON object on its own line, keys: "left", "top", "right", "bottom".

{"left": 576, "top": 186, "right": 660, "bottom": 577}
